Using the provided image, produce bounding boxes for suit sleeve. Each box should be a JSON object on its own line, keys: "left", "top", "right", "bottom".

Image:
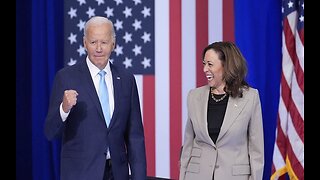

{"left": 179, "top": 90, "right": 195, "bottom": 180}
{"left": 126, "top": 75, "right": 147, "bottom": 180}
{"left": 44, "top": 71, "right": 66, "bottom": 141}
{"left": 248, "top": 89, "right": 264, "bottom": 180}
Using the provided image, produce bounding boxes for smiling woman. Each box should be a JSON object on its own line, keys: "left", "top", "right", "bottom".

{"left": 179, "top": 41, "right": 264, "bottom": 180}
{"left": 17, "top": 0, "right": 287, "bottom": 179}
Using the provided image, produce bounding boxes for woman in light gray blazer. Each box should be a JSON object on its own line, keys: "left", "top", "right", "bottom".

{"left": 179, "top": 42, "right": 264, "bottom": 180}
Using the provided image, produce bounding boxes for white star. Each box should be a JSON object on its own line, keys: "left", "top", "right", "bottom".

{"left": 132, "top": 19, "right": 142, "bottom": 31}
{"left": 86, "top": 7, "right": 95, "bottom": 18}
{"left": 95, "top": 0, "right": 104, "bottom": 6}
{"left": 114, "top": 19, "right": 123, "bottom": 31}
{"left": 77, "top": 0, "right": 86, "bottom": 6}
{"left": 77, "top": 45, "right": 86, "bottom": 57}
{"left": 132, "top": 0, "right": 141, "bottom": 5}
{"left": 77, "top": 19, "right": 86, "bottom": 32}
{"left": 114, "top": 0, "right": 123, "bottom": 6}
{"left": 288, "top": 1, "right": 294, "bottom": 8}
{"left": 68, "top": 7, "right": 77, "bottom": 19}
{"left": 141, "top": 32, "right": 151, "bottom": 43}
{"left": 141, "top": 57, "right": 151, "bottom": 69}
{"left": 114, "top": 45, "right": 123, "bottom": 56}
{"left": 68, "top": 58, "right": 77, "bottom": 66}
{"left": 123, "top": 32, "right": 132, "bottom": 43}
{"left": 141, "top": 6, "right": 151, "bottom": 18}
{"left": 132, "top": 44, "right": 142, "bottom": 56}
{"left": 68, "top": 33, "right": 77, "bottom": 44}
{"left": 123, "top": 57, "right": 132, "bottom": 69}
{"left": 104, "top": 7, "right": 114, "bottom": 18}
{"left": 299, "top": 15, "right": 304, "bottom": 22}
{"left": 109, "top": 58, "right": 114, "bottom": 64}
{"left": 123, "top": 6, "right": 132, "bottom": 18}
{"left": 301, "top": 3, "right": 304, "bottom": 9}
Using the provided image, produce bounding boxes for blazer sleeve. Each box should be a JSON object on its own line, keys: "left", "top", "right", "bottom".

{"left": 179, "top": 90, "right": 195, "bottom": 180}
{"left": 44, "top": 71, "right": 66, "bottom": 140}
{"left": 248, "top": 89, "right": 264, "bottom": 180}
{"left": 126, "top": 75, "right": 147, "bottom": 180}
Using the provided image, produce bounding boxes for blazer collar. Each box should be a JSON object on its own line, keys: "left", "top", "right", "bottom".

{"left": 78, "top": 60, "right": 122, "bottom": 130}
{"left": 217, "top": 91, "right": 248, "bottom": 142}
{"left": 108, "top": 63, "right": 122, "bottom": 129}
{"left": 197, "top": 86, "right": 215, "bottom": 146}
{"left": 78, "top": 60, "right": 106, "bottom": 123}
{"left": 196, "top": 85, "right": 248, "bottom": 146}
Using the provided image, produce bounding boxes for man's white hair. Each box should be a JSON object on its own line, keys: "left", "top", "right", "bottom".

{"left": 84, "top": 16, "right": 116, "bottom": 40}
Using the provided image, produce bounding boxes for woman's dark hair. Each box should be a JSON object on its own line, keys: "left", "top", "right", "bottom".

{"left": 202, "top": 41, "right": 249, "bottom": 98}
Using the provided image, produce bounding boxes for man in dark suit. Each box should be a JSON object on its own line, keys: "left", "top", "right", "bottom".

{"left": 44, "top": 16, "right": 147, "bottom": 180}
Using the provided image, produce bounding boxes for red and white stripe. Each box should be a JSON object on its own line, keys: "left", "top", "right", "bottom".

{"left": 271, "top": 9, "right": 304, "bottom": 180}
{"left": 135, "top": 0, "right": 234, "bottom": 179}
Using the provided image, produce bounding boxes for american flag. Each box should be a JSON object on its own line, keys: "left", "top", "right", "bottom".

{"left": 271, "top": 0, "right": 304, "bottom": 179}
{"left": 64, "top": 0, "right": 234, "bottom": 179}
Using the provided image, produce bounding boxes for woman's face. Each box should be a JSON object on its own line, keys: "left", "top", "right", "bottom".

{"left": 203, "top": 49, "right": 225, "bottom": 90}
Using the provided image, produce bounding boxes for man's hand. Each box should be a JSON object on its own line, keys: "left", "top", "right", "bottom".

{"left": 62, "top": 90, "right": 78, "bottom": 113}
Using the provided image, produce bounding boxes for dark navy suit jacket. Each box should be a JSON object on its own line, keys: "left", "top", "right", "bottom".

{"left": 44, "top": 60, "right": 147, "bottom": 180}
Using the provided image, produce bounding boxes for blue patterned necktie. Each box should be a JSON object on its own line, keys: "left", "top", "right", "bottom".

{"left": 98, "top": 70, "right": 110, "bottom": 127}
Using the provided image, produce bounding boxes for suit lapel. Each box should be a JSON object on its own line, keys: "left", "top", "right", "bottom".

{"left": 79, "top": 61, "right": 106, "bottom": 123}
{"left": 217, "top": 94, "right": 248, "bottom": 142}
{"left": 108, "top": 64, "right": 121, "bottom": 129}
{"left": 197, "top": 86, "right": 215, "bottom": 147}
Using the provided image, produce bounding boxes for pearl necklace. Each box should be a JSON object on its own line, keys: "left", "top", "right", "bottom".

{"left": 210, "top": 88, "right": 227, "bottom": 102}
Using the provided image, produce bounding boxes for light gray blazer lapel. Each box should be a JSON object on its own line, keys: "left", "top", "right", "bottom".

{"left": 195, "top": 85, "right": 215, "bottom": 147}
{"left": 217, "top": 92, "right": 248, "bottom": 142}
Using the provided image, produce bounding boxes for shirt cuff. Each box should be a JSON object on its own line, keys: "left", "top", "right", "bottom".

{"left": 60, "top": 103, "right": 70, "bottom": 122}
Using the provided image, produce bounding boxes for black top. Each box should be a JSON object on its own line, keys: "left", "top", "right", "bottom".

{"left": 207, "top": 92, "right": 229, "bottom": 144}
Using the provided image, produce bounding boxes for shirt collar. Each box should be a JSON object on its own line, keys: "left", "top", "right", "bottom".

{"left": 86, "top": 56, "right": 111, "bottom": 78}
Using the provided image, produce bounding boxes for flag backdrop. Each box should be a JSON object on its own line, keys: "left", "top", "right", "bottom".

{"left": 271, "top": 0, "right": 304, "bottom": 179}
{"left": 16, "top": 0, "right": 285, "bottom": 179}
{"left": 64, "top": 0, "right": 237, "bottom": 178}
